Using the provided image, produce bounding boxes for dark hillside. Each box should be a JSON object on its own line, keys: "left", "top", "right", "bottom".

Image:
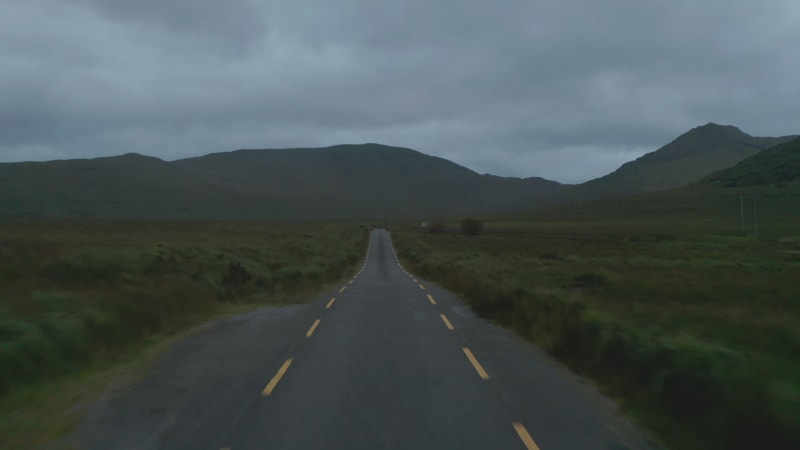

{"left": 705, "top": 137, "right": 800, "bottom": 187}
{"left": 0, "top": 145, "right": 564, "bottom": 219}
{"left": 173, "top": 143, "right": 564, "bottom": 217}
{"left": 2, "top": 125, "right": 795, "bottom": 220}
{"left": 584, "top": 123, "right": 796, "bottom": 193}
{"left": 0, "top": 154, "right": 286, "bottom": 219}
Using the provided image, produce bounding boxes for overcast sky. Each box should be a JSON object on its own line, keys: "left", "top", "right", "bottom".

{"left": 2, "top": 0, "right": 798, "bottom": 183}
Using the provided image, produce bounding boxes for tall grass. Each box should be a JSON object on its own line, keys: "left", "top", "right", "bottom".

{"left": 394, "top": 223, "right": 800, "bottom": 450}
{"left": 0, "top": 220, "right": 369, "bottom": 397}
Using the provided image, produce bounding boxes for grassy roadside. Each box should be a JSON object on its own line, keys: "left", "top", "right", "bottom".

{"left": 392, "top": 214, "right": 800, "bottom": 449}
{"left": 0, "top": 219, "right": 370, "bottom": 448}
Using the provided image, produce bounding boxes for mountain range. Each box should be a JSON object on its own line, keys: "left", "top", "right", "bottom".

{"left": 0, "top": 123, "right": 796, "bottom": 219}
{"left": 581, "top": 123, "right": 793, "bottom": 195}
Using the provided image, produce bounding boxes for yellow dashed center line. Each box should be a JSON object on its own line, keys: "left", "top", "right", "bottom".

{"left": 326, "top": 297, "right": 336, "bottom": 309}
{"left": 427, "top": 294, "right": 436, "bottom": 305}
{"left": 339, "top": 286, "right": 347, "bottom": 293}
{"left": 419, "top": 284, "right": 426, "bottom": 290}
{"left": 440, "top": 314, "right": 455, "bottom": 330}
{"left": 306, "top": 319, "right": 321, "bottom": 338}
{"left": 462, "top": 347, "right": 489, "bottom": 380}
{"left": 512, "top": 422, "right": 541, "bottom": 450}
{"left": 262, "top": 358, "right": 293, "bottom": 396}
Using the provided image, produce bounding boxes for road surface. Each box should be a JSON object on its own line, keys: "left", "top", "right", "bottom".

{"left": 77, "top": 229, "right": 652, "bottom": 449}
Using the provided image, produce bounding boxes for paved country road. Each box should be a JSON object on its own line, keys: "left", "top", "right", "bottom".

{"left": 76, "top": 229, "right": 654, "bottom": 450}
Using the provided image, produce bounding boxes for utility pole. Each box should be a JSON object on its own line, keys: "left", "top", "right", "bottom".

{"left": 740, "top": 195, "right": 744, "bottom": 234}
{"left": 753, "top": 196, "right": 758, "bottom": 239}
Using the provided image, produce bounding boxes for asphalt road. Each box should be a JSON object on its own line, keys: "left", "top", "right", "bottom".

{"left": 77, "top": 229, "right": 652, "bottom": 450}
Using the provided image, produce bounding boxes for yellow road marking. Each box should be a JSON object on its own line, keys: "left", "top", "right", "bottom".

{"left": 440, "top": 314, "right": 455, "bottom": 330}
{"left": 419, "top": 284, "right": 425, "bottom": 290}
{"left": 339, "top": 286, "right": 347, "bottom": 293}
{"left": 349, "top": 279, "right": 354, "bottom": 284}
{"left": 512, "top": 422, "right": 541, "bottom": 450}
{"left": 462, "top": 347, "right": 489, "bottom": 380}
{"left": 262, "top": 358, "right": 293, "bottom": 396}
{"left": 427, "top": 294, "right": 436, "bottom": 305}
{"left": 326, "top": 297, "right": 336, "bottom": 308}
{"left": 306, "top": 319, "right": 321, "bottom": 337}
{"left": 413, "top": 279, "right": 418, "bottom": 282}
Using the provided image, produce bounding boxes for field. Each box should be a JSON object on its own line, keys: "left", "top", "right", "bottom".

{"left": 393, "top": 186, "right": 800, "bottom": 450}
{"left": 0, "top": 220, "right": 369, "bottom": 447}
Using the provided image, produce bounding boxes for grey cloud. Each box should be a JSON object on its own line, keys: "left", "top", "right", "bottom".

{"left": 1, "top": 0, "right": 798, "bottom": 183}
{"left": 82, "top": 0, "right": 267, "bottom": 55}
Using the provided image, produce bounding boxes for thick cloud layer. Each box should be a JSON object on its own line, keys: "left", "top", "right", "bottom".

{"left": 2, "top": 0, "right": 798, "bottom": 182}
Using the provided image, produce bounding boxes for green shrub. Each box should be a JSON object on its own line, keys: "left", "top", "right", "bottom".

{"left": 573, "top": 272, "right": 610, "bottom": 287}
{"left": 0, "top": 317, "right": 55, "bottom": 390}
{"left": 654, "top": 336, "right": 736, "bottom": 415}
{"left": 41, "top": 253, "right": 128, "bottom": 285}
{"left": 222, "top": 262, "right": 252, "bottom": 298}
{"left": 35, "top": 312, "right": 89, "bottom": 361}
{"left": 274, "top": 266, "right": 303, "bottom": 283}
{"left": 460, "top": 217, "right": 484, "bottom": 236}
{"left": 428, "top": 221, "right": 447, "bottom": 234}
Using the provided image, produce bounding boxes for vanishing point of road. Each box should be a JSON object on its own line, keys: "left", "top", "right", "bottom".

{"left": 77, "top": 229, "right": 651, "bottom": 450}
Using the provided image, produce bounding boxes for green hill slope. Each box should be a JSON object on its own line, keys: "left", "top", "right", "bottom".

{"left": 585, "top": 123, "right": 795, "bottom": 193}
{"left": 0, "top": 154, "right": 290, "bottom": 219}
{"left": 0, "top": 145, "right": 564, "bottom": 219}
{"left": 705, "top": 137, "right": 800, "bottom": 187}
{"left": 507, "top": 137, "right": 800, "bottom": 239}
{"left": 173, "top": 143, "right": 564, "bottom": 217}
{"left": 2, "top": 127, "right": 795, "bottom": 221}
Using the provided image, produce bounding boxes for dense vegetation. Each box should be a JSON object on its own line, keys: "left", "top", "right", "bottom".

{"left": 0, "top": 220, "right": 368, "bottom": 445}
{"left": 706, "top": 137, "right": 800, "bottom": 187}
{"left": 393, "top": 188, "right": 800, "bottom": 450}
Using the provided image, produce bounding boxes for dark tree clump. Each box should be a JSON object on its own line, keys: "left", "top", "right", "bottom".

{"left": 429, "top": 221, "right": 447, "bottom": 234}
{"left": 460, "top": 217, "right": 484, "bottom": 236}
